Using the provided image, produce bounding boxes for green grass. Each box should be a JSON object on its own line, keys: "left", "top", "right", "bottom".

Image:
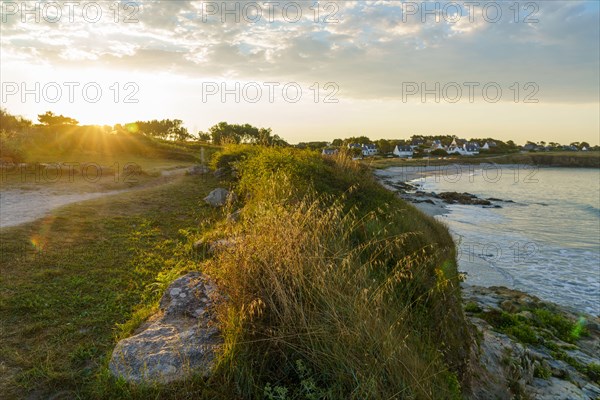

{"left": 477, "top": 305, "right": 587, "bottom": 346}
{"left": 473, "top": 302, "right": 600, "bottom": 385}
{"left": 1, "top": 144, "right": 473, "bottom": 399}
{"left": 0, "top": 138, "right": 220, "bottom": 192}
{"left": 0, "top": 173, "right": 223, "bottom": 398}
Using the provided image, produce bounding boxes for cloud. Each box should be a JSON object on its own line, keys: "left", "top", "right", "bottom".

{"left": 1, "top": 0, "right": 598, "bottom": 103}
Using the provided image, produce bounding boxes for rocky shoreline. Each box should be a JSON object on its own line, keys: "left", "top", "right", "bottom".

{"left": 464, "top": 285, "right": 600, "bottom": 400}
{"left": 375, "top": 169, "right": 515, "bottom": 216}
{"left": 375, "top": 168, "right": 600, "bottom": 399}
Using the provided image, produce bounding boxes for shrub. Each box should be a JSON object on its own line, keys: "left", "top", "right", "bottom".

{"left": 0, "top": 134, "right": 26, "bottom": 163}
{"left": 431, "top": 149, "right": 449, "bottom": 157}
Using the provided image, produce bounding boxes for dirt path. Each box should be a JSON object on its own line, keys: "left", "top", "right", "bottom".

{"left": 0, "top": 167, "right": 192, "bottom": 229}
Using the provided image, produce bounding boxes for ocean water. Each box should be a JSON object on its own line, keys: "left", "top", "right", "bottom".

{"left": 414, "top": 165, "right": 600, "bottom": 315}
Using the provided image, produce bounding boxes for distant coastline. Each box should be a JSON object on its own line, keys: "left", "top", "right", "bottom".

{"left": 367, "top": 151, "right": 600, "bottom": 169}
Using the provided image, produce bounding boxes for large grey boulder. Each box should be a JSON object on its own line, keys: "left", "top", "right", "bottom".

{"left": 203, "top": 188, "right": 234, "bottom": 207}
{"left": 109, "top": 272, "right": 221, "bottom": 384}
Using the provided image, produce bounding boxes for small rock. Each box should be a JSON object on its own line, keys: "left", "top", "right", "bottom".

{"left": 517, "top": 310, "right": 534, "bottom": 320}
{"left": 204, "top": 188, "right": 234, "bottom": 207}
{"left": 547, "top": 359, "right": 570, "bottom": 379}
{"left": 500, "top": 299, "right": 519, "bottom": 313}
{"left": 193, "top": 239, "right": 205, "bottom": 250}
{"left": 213, "top": 167, "right": 228, "bottom": 179}
{"left": 208, "top": 238, "right": 237, "bottom": 254}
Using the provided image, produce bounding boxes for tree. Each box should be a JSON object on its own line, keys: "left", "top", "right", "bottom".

{"left": 331, "top": 138, "right": 343, "bottom": 147}
{"left": 375, "top": 139, "right": 393, "bottom": 154}
{"left": 208, "top": 122, "right": 287, "bottom": 146}
{"left": 197, "top": 131, "right": 211, "bottom": 142}
{"left": 38, "top": 111, "right": 78, "bottom": 126}
{"left": 579, "top": 142, "right": 590, "bottom": 150}
{"left": 343, "top": 136, "right": 371, "bottom": 145}
{"left": 209, "top": 122, "right": 252, "bottom": 144}
{"left": 430, "top": 149, "right": 448, "bottom": 157}
{"left": 297, "top": 141, "right": 329, "bottom": 150}
{"left": 349, "top": 147, "right": 363, "bottom": 158}
{"left": 0, "top": 108, "right": 32, "bottom": 133}
{"left": 125, "top": 119, "right": 190, "bottom": 141}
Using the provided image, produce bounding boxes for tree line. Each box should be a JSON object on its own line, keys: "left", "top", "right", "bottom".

{"left": 0, "top": 109, "right": 596, "bottom": 151}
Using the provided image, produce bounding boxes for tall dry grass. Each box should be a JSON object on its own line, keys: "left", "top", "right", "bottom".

{"left": 204, "top": 147, "right": 470, "bottom": 399}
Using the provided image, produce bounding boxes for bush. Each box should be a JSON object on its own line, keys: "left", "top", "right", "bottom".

{"left": 431, "top": 149, "right": 449, "bottom": 157}
{"left": 210, "top": 144, "right": 260, "bottom": 171}
{"left": 0, "top": 134, "right": 26, "bottom": 163}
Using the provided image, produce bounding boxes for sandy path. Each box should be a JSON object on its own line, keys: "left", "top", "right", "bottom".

{"left": 0, "top": 167, "right": 192, "bottom": 229}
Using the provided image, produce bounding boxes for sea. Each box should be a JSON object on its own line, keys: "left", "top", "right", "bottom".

{"left": 412, "top": 165, "right": 600, "bottom": 315}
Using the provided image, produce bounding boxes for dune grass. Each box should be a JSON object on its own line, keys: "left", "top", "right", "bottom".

{"left": 203, "top": 146, "right": 471, "bottom": 399}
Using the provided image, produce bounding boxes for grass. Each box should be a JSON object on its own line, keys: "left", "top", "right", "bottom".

{"left": 202, "top": 146, "right": 470, "bottom": 399}
{"left": 474, "top": 306, "right": 587, "bottom": 346}
{"left": 1, "top": 144, "right": 473, "bottom": 399}
{"left": 0, "top": 172, "right": 223, "bottom": 398}
{"left": 468, "top": 301, "right": 599, "bottom": 385}
{"left": 1, "top": 137, "right": 220, "bottom": 192}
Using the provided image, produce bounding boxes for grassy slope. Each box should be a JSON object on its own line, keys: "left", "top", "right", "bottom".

{"left": 206, "top": 146, "right": 471, "bottom": 399}
{"left": 0, "top": 173, "right": 223, "bottom": 399}
{"left": 1, "top": 129, "right": 220, "bottom": 191}
{"left": 368, "top": 151, "right": 600, "bottom": 169}
{"left": 1, "top": 144, "right": 472, "bottom": 399}
{"left": 3, "top": 124, "right": 221, "bottom": 171}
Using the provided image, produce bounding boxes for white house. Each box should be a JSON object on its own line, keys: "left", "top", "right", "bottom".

{"left": 447, "top": 141, "right": 480, "bottom": 156}
{"left": 482, "top": 141, "right": 497, "bottom": 150}
{"left": 348, "top": 143, "right": 378, "bottom": 156}
{"left": 363, "top": 144, "right": 378, "bottom": 156}
{"left": 393, "top": 145, "right": 414, "bottom": 158}
{"left": 431, "top": 140, "right": 445, "bottom": 151}
{"left": 322, "top": 148, "right": 338, "bottom": 156}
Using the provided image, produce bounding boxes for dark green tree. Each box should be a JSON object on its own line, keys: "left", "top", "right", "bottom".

{"left": 38, "top": 111, "right": 78, "bottom": 126}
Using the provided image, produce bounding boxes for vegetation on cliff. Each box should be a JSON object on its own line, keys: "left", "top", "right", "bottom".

{"left": 201, "top": 146, "right": 471, "bottom": 398}
{"left": 0, "top": 143, "right": 472, "bottom": 399}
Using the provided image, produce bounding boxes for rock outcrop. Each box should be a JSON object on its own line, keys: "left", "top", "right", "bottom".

{"left": 437, "top": 192, "right": 492, "bottom": 206}
{"left": 464, "top": 285, "right": 600, "bottom": 400}
{"left": 109, "top": 272, "right": 222, "bottom": 384}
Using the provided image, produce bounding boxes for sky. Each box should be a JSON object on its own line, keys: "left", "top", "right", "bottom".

{"left": 1, "top": 0, "right": 599, "bottom": 145}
